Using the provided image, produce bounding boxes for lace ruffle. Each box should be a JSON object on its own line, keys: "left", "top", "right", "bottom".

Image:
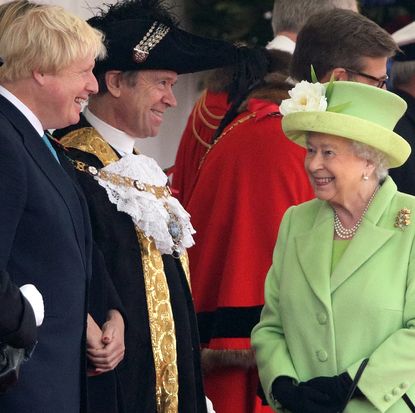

{"left": 95, "top": 153, "right": 195, "bottom": 255}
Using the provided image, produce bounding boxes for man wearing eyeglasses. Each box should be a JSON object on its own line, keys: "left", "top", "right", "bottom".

{"left": 290, "top": 9, "right": 396, "bottom": 87}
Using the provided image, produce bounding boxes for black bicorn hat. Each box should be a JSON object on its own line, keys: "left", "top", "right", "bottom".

{"left": 88, "top": 0, "right": 240, "bottom": 75}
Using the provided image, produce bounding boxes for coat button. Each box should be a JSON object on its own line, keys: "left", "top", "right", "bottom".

{"left": 392, "top": 387, "right": 400, "bottom": 396}
{"left": 317, "top": 312, "right": 327, "bottom": 324}
{"left": 316, "top": 350, "right": 328, "bottom": 362}
{"left": 384, "top": 394, "right": 392, "bottom": 402}
{"left": 400, "top": 382, "right": 409, "bottom": 389}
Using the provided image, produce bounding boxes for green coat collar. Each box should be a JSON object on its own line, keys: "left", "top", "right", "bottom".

{"left": 295, "top": 177, "right": 397, "bottom": 307}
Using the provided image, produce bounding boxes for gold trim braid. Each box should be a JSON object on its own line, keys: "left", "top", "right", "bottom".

{"left": 137, "top": 230, "right": 179, "bottom": 413}
{"left": 60, "top": 127, "right": 119, "bottom": 166}
{"left": 179, "top": 250, "right": 191, "bottom": 288}
{"left": 61, "top": 127, "right": 180, "bottom": 412}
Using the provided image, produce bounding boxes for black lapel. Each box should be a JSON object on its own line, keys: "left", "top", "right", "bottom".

{"left": 0, "top": 95, "right": 88, "bottom": 269}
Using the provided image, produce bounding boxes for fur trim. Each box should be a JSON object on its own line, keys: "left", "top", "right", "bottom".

{"left": 201, "top": 348, "right": 256, "bottom": 374}
{"left": 238, "top": 72, "right": 291, "bottom": 111}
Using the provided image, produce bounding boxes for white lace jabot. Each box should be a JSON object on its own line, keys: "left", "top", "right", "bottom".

{"left": 95, "top": 153, "right": 195, "bottom": 255}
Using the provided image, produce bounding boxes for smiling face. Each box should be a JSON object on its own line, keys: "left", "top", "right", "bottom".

{"left": 305, "top": 133, "right": 374, "bottom": 208}
{"left": 114, "top": 69, "right": 178, "bottom": 138}
{"left": 39, "top": 54, "right": 98, "bottom": 129}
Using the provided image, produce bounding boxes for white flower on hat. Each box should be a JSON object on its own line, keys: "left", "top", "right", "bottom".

{"left": 280, "top": 81, "right": 327, "bottom": 115}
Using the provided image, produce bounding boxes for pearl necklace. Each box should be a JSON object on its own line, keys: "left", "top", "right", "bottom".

{"left": 333, "top": 186, "right": 379, "bottom": 239}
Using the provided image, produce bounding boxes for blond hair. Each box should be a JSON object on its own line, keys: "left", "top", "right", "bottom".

{"left": 0, "top": 1, "right": 106, "bottom": 82}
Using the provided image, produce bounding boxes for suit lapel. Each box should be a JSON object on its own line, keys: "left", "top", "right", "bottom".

{"left": 295, "top": 201, "right": 334, "bottom": 308}
{"left": 0, "top": 96, "right": 87, "bottom": 270}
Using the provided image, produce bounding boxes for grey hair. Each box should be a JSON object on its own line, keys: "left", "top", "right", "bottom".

{"left": 271, "top": 0, "right": 357, "bottom": 35}
{"left": 351, "top": 141, "right": 389, "bottom": 182}
{"left": 390, "top": 61, "right": 415, "bottom": 88}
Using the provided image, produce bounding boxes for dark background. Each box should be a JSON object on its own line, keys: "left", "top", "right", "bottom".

{"left": 184, "top": 0, "right": 415, "bottom": 46}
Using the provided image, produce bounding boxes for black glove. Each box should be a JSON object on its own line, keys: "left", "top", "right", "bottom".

{"left": 271, "top": 376, "right": 338, "bottom": 413}
{"left": 304, "top": 373, "right": 363, "bottom": 408}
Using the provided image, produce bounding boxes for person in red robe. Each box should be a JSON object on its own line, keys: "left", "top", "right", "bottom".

{"left": 171, "top": 87, "right": 229, "bottom": 207}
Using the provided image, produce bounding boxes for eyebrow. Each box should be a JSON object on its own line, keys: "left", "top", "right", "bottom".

{"left": 307, "top": 142, "right": 341, "bottom": 152}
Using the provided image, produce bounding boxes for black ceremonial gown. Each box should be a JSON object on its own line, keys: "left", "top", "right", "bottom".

{"left": 54, "top": 115, "right": 207, "bottom": 413}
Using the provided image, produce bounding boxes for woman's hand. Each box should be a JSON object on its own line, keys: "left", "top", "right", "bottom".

{"left": 303, "top": 373, "right": 362, "bottom": 408}
{"left": 271, "top": 376, "right": 339, "bottom": 413}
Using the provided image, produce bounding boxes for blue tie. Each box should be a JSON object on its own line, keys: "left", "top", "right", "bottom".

{"left": 41, "top": 134, "right": 60, "bottom": 164}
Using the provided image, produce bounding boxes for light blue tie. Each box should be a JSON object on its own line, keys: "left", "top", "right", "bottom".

{"left": 41, "top": 134, "right": 60, "bottom": 164}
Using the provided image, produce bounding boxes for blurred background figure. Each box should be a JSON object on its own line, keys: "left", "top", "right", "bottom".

{"left": 266, "top": 0, "right": 358, "bottom": 52}
{"left": 290, "top": 9, "right": 397, "bottom": 85}
{"left": 172, "top": 0, "right": 359, "bottom": 207}
{"left": 389, "top": 22, "right": 415, "bottom": 194}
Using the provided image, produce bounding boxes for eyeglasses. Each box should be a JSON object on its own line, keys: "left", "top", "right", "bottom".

{"left": 345, "top": 68, "right": 389, "bottom": 88}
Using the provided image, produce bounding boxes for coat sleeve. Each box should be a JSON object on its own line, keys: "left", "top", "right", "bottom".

{"left": 346, "top": 239, "right": 415, "bottom": 412}
{"left": 0, "top": 270, "right": 37, "bottom": 348}
{"left": 251, "top": 206, "right": 299, "bottom": 409}
{"left": 89, "top": 242, "right": 127, "bottom": 328}
{"left": 0, "top": 129, "right": 37, "bottom": 348}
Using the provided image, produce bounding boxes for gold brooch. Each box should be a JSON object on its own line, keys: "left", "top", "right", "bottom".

{"left": 395, "top": 208, "right": 411, "bottom": 230}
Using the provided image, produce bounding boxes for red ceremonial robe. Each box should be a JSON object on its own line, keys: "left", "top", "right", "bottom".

{"left": 172, "top": 90, "right": 229, "bottom": 207}
{"left": 186, "top": 98, "right": 315, "bottom": 413}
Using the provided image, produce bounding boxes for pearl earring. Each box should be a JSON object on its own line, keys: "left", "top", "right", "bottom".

{"left": 363, "top": 175, "right": 369, "bottom": 181}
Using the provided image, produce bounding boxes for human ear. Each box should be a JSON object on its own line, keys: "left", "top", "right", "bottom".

{"left": 105, "top": 71, "right": 123, "bottom": 98}
{"left": 32, "top": 69, "right": 46, "bottom": 86}
{"left": 329, "top": 68, "right": 349, "bottom": 82}
{"left": 364, "top": 159, "right": 376, "bottom": 179}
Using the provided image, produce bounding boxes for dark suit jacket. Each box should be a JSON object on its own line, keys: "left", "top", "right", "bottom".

{"left": 390, "top": 89, "right": 415, "bottom": 195}
{"left": 0, "top": 95, "right": 92, "bottom": 413}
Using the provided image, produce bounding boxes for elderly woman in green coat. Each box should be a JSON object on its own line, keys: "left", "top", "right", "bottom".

{"left": 251, "top": 80, "right": 415, "bottom": 413}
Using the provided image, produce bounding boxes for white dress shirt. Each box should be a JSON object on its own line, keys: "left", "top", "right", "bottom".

{"left": 84, "top": 107, "right": 136, "bottom": 156}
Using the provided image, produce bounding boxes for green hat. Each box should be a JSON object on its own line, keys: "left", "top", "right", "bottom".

{"left": 281, "top": 81, "right": 410, "bottom": 168}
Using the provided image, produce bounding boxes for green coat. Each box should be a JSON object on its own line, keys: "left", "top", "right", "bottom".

{"left": 252, "top": 177, "right": 415, "bottom": 413}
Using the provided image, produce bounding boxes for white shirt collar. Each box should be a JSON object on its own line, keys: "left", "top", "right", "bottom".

{"left": 266, "top": 35, "right": 296, "bottom": 54}
{"left": 0, "top": 85, "right": 44, "bottom": 136}
{"left": 84, "top": 107, "right": 136, "bottom": 156}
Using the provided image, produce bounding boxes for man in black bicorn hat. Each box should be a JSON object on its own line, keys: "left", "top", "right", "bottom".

{"left": 53, "top": 1, "right": 241, "bottom": 412}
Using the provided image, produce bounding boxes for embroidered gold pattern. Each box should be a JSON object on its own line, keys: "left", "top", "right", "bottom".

{"left": 137, "top": 230, "right": 179, "bottom": 413}
{"left": 60, "top": 128, "right": 120, "bottom": 166}
{"left": 395, "top": 208, "right": 411, "bottom": 230}
{"left": 61, "top": 127, "right": 180, "bottom": 412}
{"left": 179, "top": 250, "right": 191, "bottom": 287}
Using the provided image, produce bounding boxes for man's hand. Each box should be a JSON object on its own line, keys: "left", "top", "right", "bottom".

{"left": 87, "top": 310, "right": 125, "bottom": 376}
